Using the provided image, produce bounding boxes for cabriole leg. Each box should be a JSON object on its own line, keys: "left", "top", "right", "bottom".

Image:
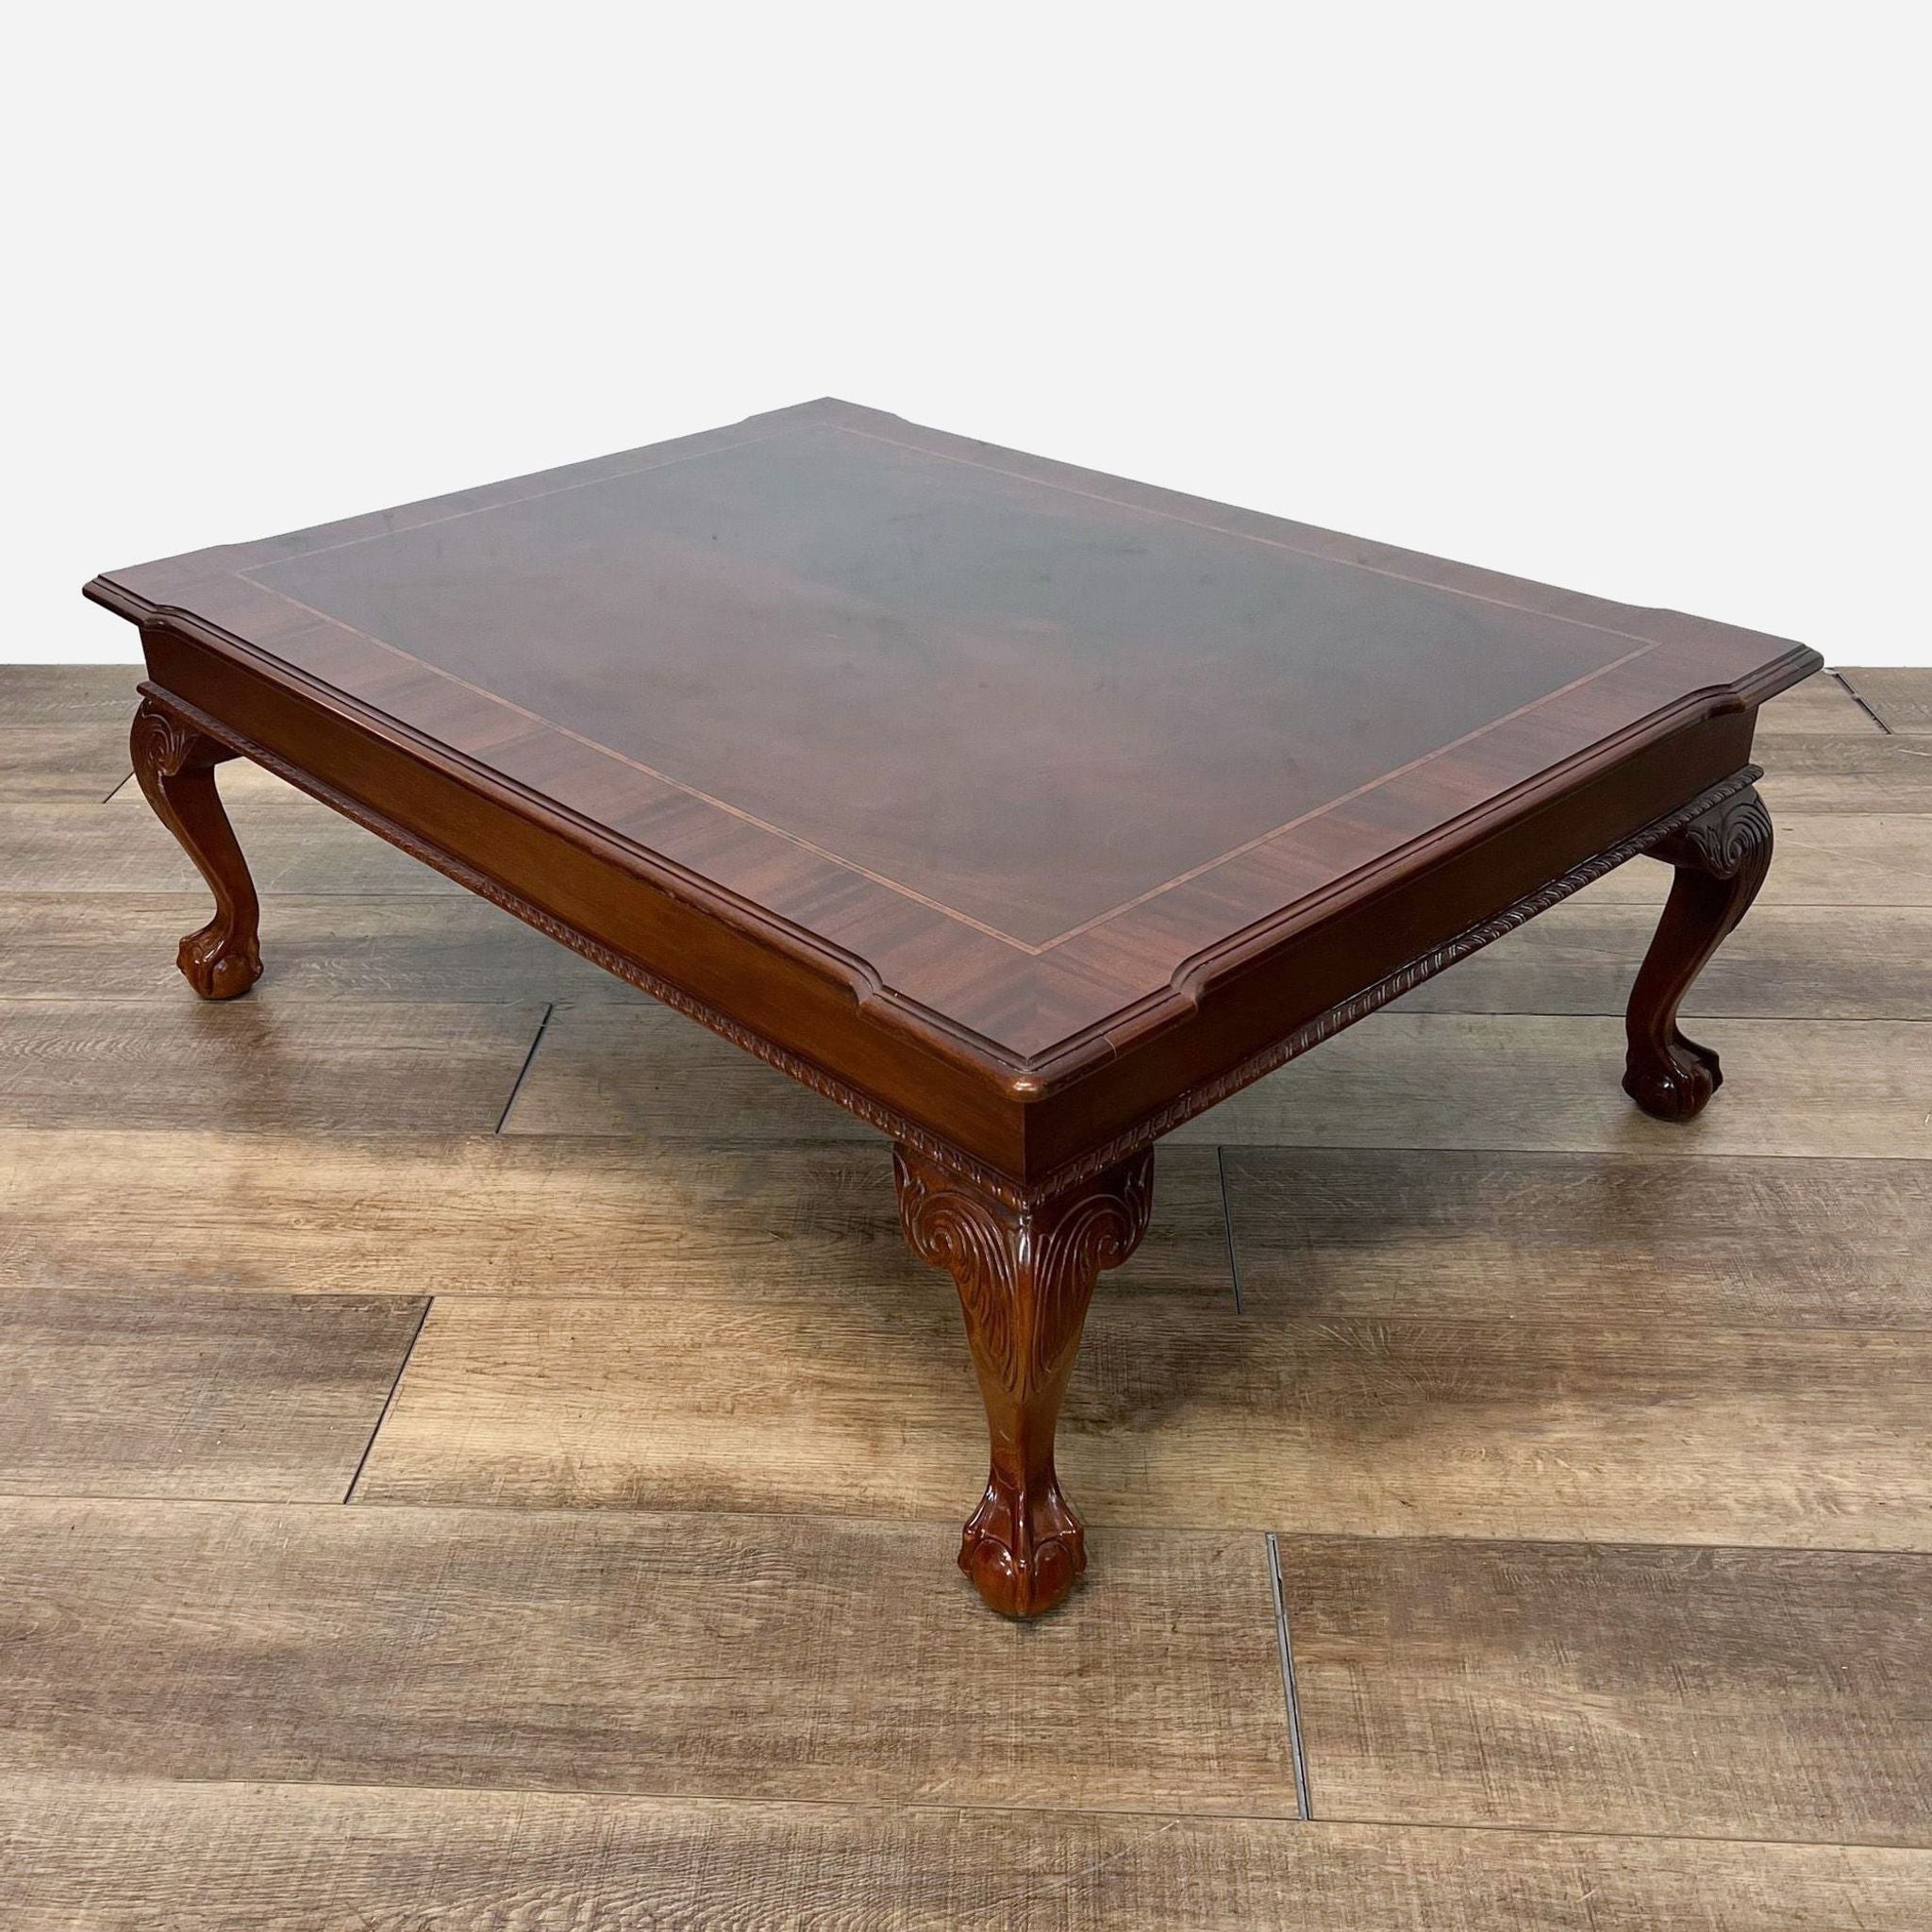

{"left": 1624, "top": 782, "right": 1774, "bottom": 1120}
{"left": 893, "top": 1144, "right": 1155, "bottom": 1617}
{"left": 129, "top": 695, "right": 262, "bottom": 1000}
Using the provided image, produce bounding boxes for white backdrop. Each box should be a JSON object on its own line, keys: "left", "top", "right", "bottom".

{"left": 10, "top": 4, "right": 1925, "bottom": 667}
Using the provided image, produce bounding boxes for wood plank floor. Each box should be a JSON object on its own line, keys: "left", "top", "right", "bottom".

{"left": 1840, "top": 667, "right": 1932, "bottom": 734}
{"left": 10, "top": 1781, "right": 1929, "bottom": 1932}
{"left": 2, "top": 663, "right": 1928, "bottom": 1928}
{"left": 0, "top": 1289, "right": 425, "bottom": 1500}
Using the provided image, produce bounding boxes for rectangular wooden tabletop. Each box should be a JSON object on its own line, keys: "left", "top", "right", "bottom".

{"left": 89, "top": 397, "right": 1818, "bottom": 1185}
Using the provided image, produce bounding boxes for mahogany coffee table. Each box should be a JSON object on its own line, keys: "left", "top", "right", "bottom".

{"left": 87, "top": 398, "right": 1820, "bottom": 1617}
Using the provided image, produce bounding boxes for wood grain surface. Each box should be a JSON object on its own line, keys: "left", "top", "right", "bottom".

{"left": 1840, "top": 667, "right": 1932, "bottom": 734}
{"left": 1570, "top": 813, "right": 1932, "bottom": 902}
{"left": 6, "top": 1776, "right": 1927, "bottom": 1932}
{"left": 32, "top": 890, "right": 1923, "bottom": 1016}
{"left": 0, "top": 1496, "right": 1295, "bottom": 1814}
{"left": 1753, "top": 672, "right": 1882, "bottom": 735}
{"left": 43, "top": 874, "right": 1928, "bottom": 1022}
{"left": 1223, "top": 1146, "right": 1932, "bottom": 1326}
{"left": 0, "top": 1134, "right": 1205, "bottom": 1300}
{"left": 500, "top": 1001, "right": 874, "bottom": 1140}
{"left": 1391, "top": 902, "right": 1932, "bottom": 1016}
{"left": 0, "top": 666, "right": 142, "bottom": 719}
{"left": 0, "top": 799, "right": 460, "bottom": 893}
{"left": 0, "top": 668, "right": 141, "bottom": 803}
{"left": 0, "top": 998, "right": 546, "bottom": 1134}
{"left": 1278, "top": 1536, "right": 1932, "bottom": 1844}
{"left": 512, "top": 1006, "right": 1932, "bottom": 1155}
{"left": 104, "top": 756, "right": 323, "bottom": 808}
{"left": 358, "top": 1291, "right": 1932, "bottom": 1549}
{"left": 83, "top": 398, "right": 1817, "bottom": 1203}
{"left": 89, "top": 398, "right": 1819, "bottom": 1068}
{"left": 0, "top": 892, "right": 626, "bottom": 1002}
{"left": 0, "top": 1288, "right": 424, "bottom": 1499}
{"left": 0, "top": 725, "right": 130, "bottom": 803}
{"left": 1167, "top": 1012, "right": 1932, "bottom": 1158}
{"left": 1753, "top": 735, "right": 1932, "bottom": 810}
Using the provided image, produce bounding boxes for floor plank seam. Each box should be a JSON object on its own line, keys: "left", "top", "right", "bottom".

{"left": 172, "top": 1284, "right": 1932, "bottom": 1342}
{"left": 1257, "top": 1810, "right": 1932, "bottom": 1855}
{"left": 1214, "top": 1145, "right": 1244, "bottom": 1313}
{"left": 1266, "top": 1532, "right": 1314, "bottom": 1820}
{"left": 6, "top": 1767, "right": 1927, "bottom": 1855}
{"left": 1835, "top": 671, "right": 1895, "bottom": 736}
{"left": 492, "top": 1002, "right": 554, "bottom": 1134}
{"left": 13, "top": 1491, "right": 1932, "bottom": 1561}
{"left": 342, "top": 1296, "right": 433, "bottom": 1505}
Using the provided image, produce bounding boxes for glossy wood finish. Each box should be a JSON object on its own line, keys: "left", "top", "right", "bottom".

{"left": 126, "top": 698, "right": 260, "bottom": 999}
{"left": 1623, "top": 781, "right": 1774, "bottom": 1118}
{"left": 894, "top": 1145, "right": 1155, "bottom": 1614}
{"left": 85, "top": 400, "right": 1824, "bottom": 1612}
{"left": 84, "top": 398, "right": 1822, "bottom": 1186}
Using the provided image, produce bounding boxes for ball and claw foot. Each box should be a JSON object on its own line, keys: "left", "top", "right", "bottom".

{"left": 1623, "top": 781, "right": 1773, "bottom": 1124}
{"left": 177, "top": 918, "right": 263, "bottom": 1001}
{"left": 959, "top": 1472, "right": 1087, "bottom": 1618}
{"left": 1623, "top": 1027, "right": 1724, "bottom": 1121}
